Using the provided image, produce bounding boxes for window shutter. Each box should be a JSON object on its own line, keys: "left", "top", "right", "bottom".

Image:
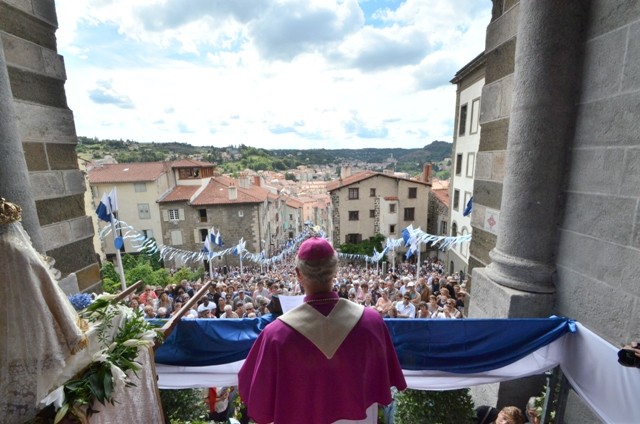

{"left": 178, "top": 208, "right": 185, "bottom": 220}
{"left": 193, "top": 229, "right": 200, "bottom": 242}
{"left": 162, "top": 210, "right": 168, "bottom": 221}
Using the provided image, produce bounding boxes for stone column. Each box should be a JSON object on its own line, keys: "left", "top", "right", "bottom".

{"left": 484, "top": 0, "right": 588, "bottom": 294}
{"left": 0, "top": 39, "right": 45, "bottom": 252}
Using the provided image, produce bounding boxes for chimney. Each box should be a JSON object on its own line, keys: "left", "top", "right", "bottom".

{"left": 239, "top": 172, "right": 250, "bottom": 189}
{"left": 253, "top": 175, "right": 261, "bottom": 187}
{"left": 228, "top": 185, "right": 238, "bottom": 200}
{"left": 423, "top": 163, "right": 432, "bottom": 183}
{"left": 341, "top": 165, "right": 352, "bottom": 178}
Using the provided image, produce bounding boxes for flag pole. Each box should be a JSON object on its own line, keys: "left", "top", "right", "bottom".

{"left": 415, "top": 243, "right": 421, "bottom": 280}
{"left": 110, "top": 216, "right": 127, "bottom": 291}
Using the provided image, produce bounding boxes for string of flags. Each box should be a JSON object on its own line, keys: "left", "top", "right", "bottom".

{"left": 97, "top": 217, "right": 471, "bottom": 268}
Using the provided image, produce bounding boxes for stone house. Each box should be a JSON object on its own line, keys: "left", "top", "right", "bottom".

{"left": 327, "top": 170, "right": 430, "bottom": 255}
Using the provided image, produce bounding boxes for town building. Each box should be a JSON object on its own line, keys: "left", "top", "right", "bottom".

{"left": 448, "top": 53, "right": 485, "bottom": 276}
{"left": 87, "top": 161, "right": 174, "bottom": 260}
{"left": 327, "top": 169, "right": 430, "bottom": 257}
{"left": 427, "top": 178, "right": 450, "bottom": 262}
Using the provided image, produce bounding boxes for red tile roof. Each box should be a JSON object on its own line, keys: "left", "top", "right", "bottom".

{"left": 158, "top": 186, "right": 198, "bottom": 202}
{"left": 171, "top": 159, "right": 215, "bottom": 168}
{"left": 326, "top": 170, "right": 430, "bottom": 191}
{"left": 88, "top": 162, "right": 169, "bottom": 183}
{"left": 190, "top": 177, "right": 272, "bottom": 205}
{"left": 431, "top": 188, "right": 450, "bottom": 206}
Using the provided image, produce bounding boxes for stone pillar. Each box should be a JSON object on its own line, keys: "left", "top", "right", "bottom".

{"left": 0, "top": 38, "right": 45, "bottom": 253}
{"left": 484, "top": 0, "right": 588, "bottom": 295}
{"left": 470, "top": 0, "right": 589, "bottom": 414}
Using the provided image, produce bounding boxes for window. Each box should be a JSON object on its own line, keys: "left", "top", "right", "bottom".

{"left": 466, "top": 152, "right": 475, "bottom": 178}
{"left": 389, "top": 204, "right": 396, "bottom": 213}
{"left": 170, "top": 230, "right": 183, "bottom": 245}
{"left": 370, "top": 188, "right": 376, "bottom": 197}
{"left": 137, "top": 203, "right": 150, "bottom": 219}
{"left": 349, "top": 211, "right": 359, "bottom": 221}
{"left": 346, "top": 233, "right": 362, "bottom": 244}
{"left": 198, "top": 209, "right": 207, "bottom": 223}
{"left": 348, "top": 188, "right": 359, "bottom": 200}
{"left": 142, "top": 229, "right": 154, "bottom": 239}
{"left": 459, "top": 104, "right": 468, "bottom": 135}
{"left": 453, "top": 190, "right": 460, "bottom": 210}
{"left": 408, "top": 187, "right": 417, "bottom": 199}
{"left": 168, "top": 209, "right": 180, "bottom": 221}
{"left": 389, "top": 224, "right": 396, "bottom": 234}
{"left": 178, "top": 167, "right": 200, "bottom": 179}
{"left": 134, "top": 182, "right": 147, "bottom": 192}
{"left": 441, "top": 221, "right": 448, "bottom": 235}
{"left": 199, "top": 228, "right": 208, "bottom": 242}
{"left": 369, "top": 209, "right": 375, "bottom": 218}
{"left": 451, "top": 222, "right": 458, "bottom": 237}
{"left": 289, "top": 214, "right": 293, "bottom": 220}
{"left": 455, "top": 154, "right": 463, "bottom": 176}
{"left": 404, "top": 207, "right": 414, "bottom": 221}
{"left": 470, "top": 98, "right": 480, "bottom": 134}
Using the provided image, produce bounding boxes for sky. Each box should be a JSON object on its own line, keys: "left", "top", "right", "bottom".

{"left": 55, "top": 0, "right": 491, "bottom": 150}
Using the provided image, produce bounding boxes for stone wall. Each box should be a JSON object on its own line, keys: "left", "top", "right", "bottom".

{"left": 0, "top": 0, "right": 100, "bottom": 293}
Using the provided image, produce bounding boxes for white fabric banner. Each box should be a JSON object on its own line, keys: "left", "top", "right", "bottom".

{"left": 155, "top": 323, "right": 640, "bottom": 424}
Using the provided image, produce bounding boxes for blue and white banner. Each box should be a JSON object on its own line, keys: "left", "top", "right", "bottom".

{"left": 153, "top": 318, "right": 640, "bottom": 424}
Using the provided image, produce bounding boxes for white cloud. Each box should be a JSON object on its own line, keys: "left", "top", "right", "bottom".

{"left": 55, "top": 0, "right": 491, "bottom": 149}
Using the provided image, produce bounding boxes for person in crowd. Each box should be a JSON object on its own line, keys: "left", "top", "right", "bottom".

{"left": 361, "top": 293, "right": 375, "bottom": 307}
{"left": 416, "top": 302, "right": 431, "bottom": 318}
{"left": 238, "top": 237, "right": 406, "bottom": 424}
{"left": 338, "top": 284, "right": 349, "bottom": 299}
{"left": 495, "top": 406, "right": 525, "bottom": 424}
{"left": 157, "top": 291, "right": 173, "bottom": 314}
{"left": 128, "top": 296, "right": 143, "bottom": 312}
{"left": 220, "top": 304, "right": 239, "bottom": 319}
{"left": 525, "top": 397, "right": 541, "bottom": 424}
{"left": 138, "top": 285, "right": 157, "bottom": 305}
{"left": 170, "top": 301, "right": 183, "bottom": 317}
{"left": 156, "top": 307, "right": 169, "bottom": 318}
{"left": 252, "top": 280, "right": 269, "bottom": 299}
{"left": 395, "top": 293, "right": 416, "bottom": 318}
{"left": 475, "top": 405, "right": 499, "bottom": 424}
{"left": 374, "top": 290, "right": 394, "bottom": 316}
{"left": 233, "top": 290, "right": 253, "bottom": 309}
{"left": 242, "top": 302, "right": 258, "bottom": 317}
{"left": 427, "top": 294, "right": 439, "bottom": 316}
{"left": 143, "top": 305, "right": 156, "bottom": 319}
{"left": 432, "top": 301, "right": 458, "bottom": 319}
{"left": 197, "top": 296, "right": 216, "bottom": 316}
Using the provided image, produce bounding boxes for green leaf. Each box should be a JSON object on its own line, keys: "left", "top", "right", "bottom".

{"left": 103, "top": 369, "right": 113, "bottom": 400}
{"left": 88, "top": 372, "right": 106, "bottom": 404}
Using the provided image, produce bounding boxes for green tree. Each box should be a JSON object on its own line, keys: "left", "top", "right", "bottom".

{"left": 126, "top": 262, "right": 157, "bottom": 286}
{"left": 159, "top": 389, "right": 208, "bottom": 422}
{"left": 338, "top": 234, "right": 386, "bottom": 256}
{"left": 394, "top": 388, "right": 475, "bottom": 424}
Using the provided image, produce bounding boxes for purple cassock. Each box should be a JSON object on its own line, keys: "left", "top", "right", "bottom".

{"left": 238, "top": 292, "right": 407, "bottom": 424}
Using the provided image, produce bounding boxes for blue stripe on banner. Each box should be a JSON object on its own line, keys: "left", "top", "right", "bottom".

{"left": 154, "top": 316, "right": 572, "bottom": 373}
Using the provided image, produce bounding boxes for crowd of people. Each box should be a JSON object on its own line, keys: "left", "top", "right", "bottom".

{"left": 127, "top": 258, "right": 470, "bottom": 322}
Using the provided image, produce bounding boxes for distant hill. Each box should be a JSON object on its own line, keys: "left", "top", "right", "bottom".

{"left": 77, "top": 137, "right": 452, "bottom": 176}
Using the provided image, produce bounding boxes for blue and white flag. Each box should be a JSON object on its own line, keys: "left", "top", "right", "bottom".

{"left": 401, "top": 224, "right": 414, "bottom": 246}
{"left": 233, "top": 238, "right": 245, "bottom": 256}
{"left": 215, "top": 229, "right": 223, "bottom": 247}
{"left": 203, "top": 229, "right": 212, "bottom": 253}
{"left": 463, "top": 196, "right": 473, "bottom": 217}
{"left": 96, "top": 188, "right": 118, "bottom": 222}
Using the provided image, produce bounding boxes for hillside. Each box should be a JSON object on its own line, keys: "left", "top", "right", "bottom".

{"left": 77, "top": 137, "right": 452, "bottom": 176}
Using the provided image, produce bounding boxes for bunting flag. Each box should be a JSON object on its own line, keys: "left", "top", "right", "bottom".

{"left": 203, "top": 229, "right": 212, "bottom": 254}
{"left": 463, "top": 196, "right": 473, "bottom": 217}
{"left": 215, "top": 229, "right": 223, "bottom": 247}
{"left": 401, "top": 224, "right": 414, "bottom": 246}
{"left": 96, "top": 188, "right": 118, "bottom": 222}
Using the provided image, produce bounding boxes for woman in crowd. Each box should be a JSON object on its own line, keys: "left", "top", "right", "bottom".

{"left": 157, "top": 291, "right": 173, "bottom": 314}
{"left": 417, "top": 301, "right": 431, "bottom": 318}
